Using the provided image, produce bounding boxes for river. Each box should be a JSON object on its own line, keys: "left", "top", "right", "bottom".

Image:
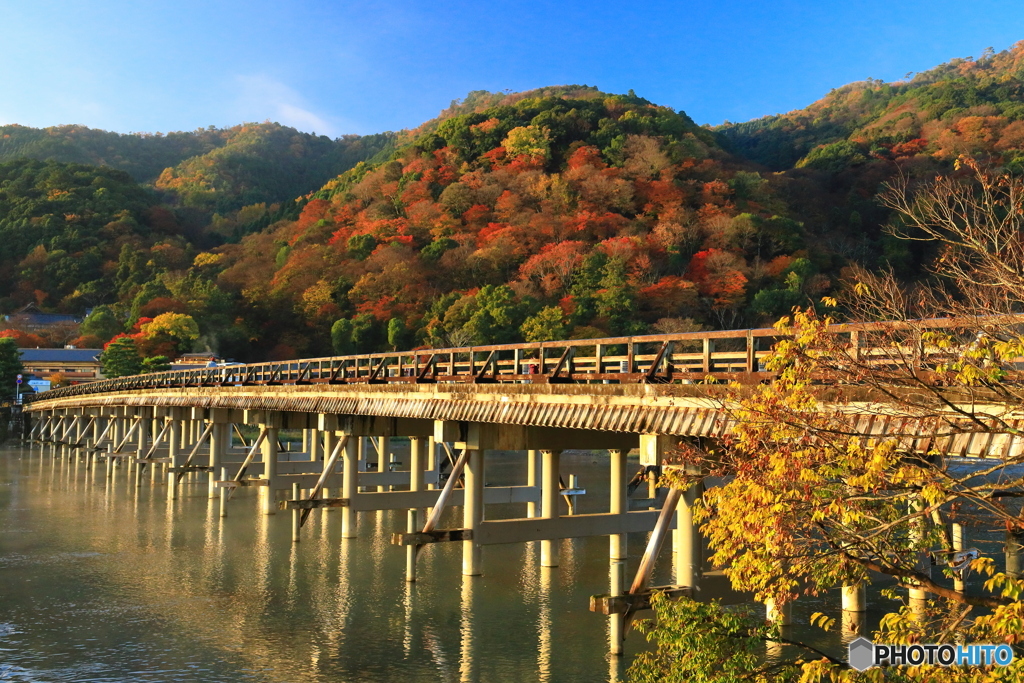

{"left": 0, "top": 441, "right": 688, "bottom": 682}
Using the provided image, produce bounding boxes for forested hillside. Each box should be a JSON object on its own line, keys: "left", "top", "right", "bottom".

{"left": 208, "top": 88, "right": 833, "bottom": 359}
{"left": 5, "top": 43, "right": 1024, "bottom": 366}
{"left": 0, "top": 122, "right": 394, "bottom": 211}
{"left": 718, "top": 41, "right": 1024, "bottom": 171}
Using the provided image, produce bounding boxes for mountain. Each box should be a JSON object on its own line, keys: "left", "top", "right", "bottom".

{"left": 0, "top": 122, "right": 395, "bottom": 212}
{"left": 207, "top": 87, "right": 827, "bottom": 359}
{"left": 6, "top": 43, "right": 1024, "bottom": 363}
{"left": 717, "top": 41, "right": 1024, "bottom": 171}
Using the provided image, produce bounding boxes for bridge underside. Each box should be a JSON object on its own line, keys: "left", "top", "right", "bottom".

{"left": 27, "top": 383, "right": 730, "bottom": 438}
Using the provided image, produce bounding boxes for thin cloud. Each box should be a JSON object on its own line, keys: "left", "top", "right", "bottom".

{"left": 233, "top": 74, "right": 336, "bottom": 136}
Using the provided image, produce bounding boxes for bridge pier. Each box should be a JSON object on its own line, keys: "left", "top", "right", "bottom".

{"left": 167, "top": 411, "right": 182, "bottom": 499}
{"left": 462, "top": 449, "right": 484, "bottom": 576}
{"left": 609, "top": 448, "right": 628, "bottom": 655}
{"left": 1007, "top": 528, "right": 1024, "bottom": 579}
{"left": 540, "top": 449, "right": 561, "bottom": 568}
{"left": 406, "top": 435, "right": 427, "bottom": 582}
{"left": 261, "top": 423, "right": 279, "bottom": 515}
{"left": 341, "top": 433, "right": 358, "bottom": 538}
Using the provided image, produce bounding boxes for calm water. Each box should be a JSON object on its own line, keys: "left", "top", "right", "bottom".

{"left": 0, "top": 442, "right": 682, "bottom": 682}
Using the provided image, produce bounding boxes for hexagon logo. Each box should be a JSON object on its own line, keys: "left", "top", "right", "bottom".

{"left": 848, "top": 637, "right": 875, "bottom": 671}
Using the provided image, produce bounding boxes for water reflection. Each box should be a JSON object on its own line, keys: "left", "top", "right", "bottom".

{"left": 459, "top": 577, "right": 476, "bottom": 682}
{"left": 537, "top": 566, "right": 553, "bottom": 682}
{"left": 0, "top": 444, "right": 678, "bottom": 682}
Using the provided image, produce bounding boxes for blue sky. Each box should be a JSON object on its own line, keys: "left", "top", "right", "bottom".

{"left": 2, "top": 1, "right": 1023, "bottom": 137}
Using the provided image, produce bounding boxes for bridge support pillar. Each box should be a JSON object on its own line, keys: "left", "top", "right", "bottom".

{"left": 765, "top": 597, "right": 792, "bottom": 626}
{"left": 341, "top": 433, "right": 358, "bottom": 538}
{"left": 427, "top": 436, "right": 438, "bottom": 489}
{"left": 841, "top": 583, "right": 867, "bottom": 637}
{"left": 540, "top": 449, "right": 562, "bottom": 567}
{"left": 674, "top": 463, "right": 703, "bottom": 592}
{"left": 1007, "top": 528, "right": 1024, "bottom": 580}
{"left": 609, "top": 448, "right": 628, "bottom": 655}
{"left": 909, "top": 496, "right": 929, "bottom": 619}
{"left": 952, "top": 523, "right": 966, "bottom": 593}
{"left": 841, "top": 583, "right": 866, "bottom": 612}
{"left": 527, "top": 449, "right": 540, "bottom": 518}
{"left": 406, "top": 436, "right": 427, "bottom": 582}
{"left": 377, "top": 436, "right": 390, "bottom": 491}
{"left": 308, "top": 429, "right": 321, "bottom": 461}
{"left": 261, "top": 426, "right": 279, "bottom": 514}
{"left": 209, "top": 421, "right": 227, "bottom": 498}
{"left": 167, "top": 415, "right": 181, "bottom": 499}
{"left": 462, "top": 449, "right": 484, "bottom": 576}
{"left": 135, "top": 413, "right": 150, "bottom": 487}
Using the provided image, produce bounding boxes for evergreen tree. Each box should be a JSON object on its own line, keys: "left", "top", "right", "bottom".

{"left": 0, "top": 338, "right": 23, "bottom": 397}
{"left": 100, "top": 336, "right": 142, "bottom": 378}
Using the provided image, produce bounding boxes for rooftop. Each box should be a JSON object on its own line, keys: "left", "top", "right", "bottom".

{"left": 19, "top": 348, "right": 102, "bottom": 363}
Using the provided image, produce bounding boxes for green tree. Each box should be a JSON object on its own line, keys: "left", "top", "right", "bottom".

{"left": 0, "top": 338, "right": 23, "bottom": 398}
{"left": 140, "top": 355, "right": 171, "bottom": 373}
{"left": 462, "top": 285, "right": 526, "bottom": 344}
{"left": 520, "top": 306, "right": 568, "bottom": 342}
{"left": 387, "top": 318, "right": 409, "bottom": 351}
{"left": 80, "top": 305, "right": 123, "bottom": 342}
{"left": 502, "top": 125, "right": 551, "bottom": 161}
{"left": 100, "top": 336, "right": 142, "bottom": 378}
{"left": 331, "top": 318, "right": 354, "bottom": 355}
{"left": 595, "top": 259, "right": 640, "bottom": 335}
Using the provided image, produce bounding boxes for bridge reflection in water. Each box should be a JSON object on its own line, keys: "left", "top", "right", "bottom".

{"left": 20, "top": 319, "right": 1024, "bottom": 669}
{"left": 4, "top": 442, "right": 662, "bottom": 681}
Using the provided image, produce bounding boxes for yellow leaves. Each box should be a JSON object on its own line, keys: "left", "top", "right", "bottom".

{"left": 969, "top": 556, "right": 997, "bottom": 577}
{"left": 299, "top": 279, "right": 335, "bottom": 319}
{"left": 140, "top": 312, "right": 199, "bottom": 342}
{"left": 983, "top": 572, "right": 1024, "bottom": 600}
{"left": 193, "top": 252, "right": 223, "bottom": 268}
{"left": 809, "top": 612, "right": 835, "bottom": 632}
{"left": 852, "top": 281, "right": 871, "bottom": 297}
{"left": 919, "top": 482, "right": 947, "bottom": 507}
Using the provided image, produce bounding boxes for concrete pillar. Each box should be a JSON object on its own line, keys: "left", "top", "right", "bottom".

{"left": 765, "top": 597, "right": 792, "bottom": 626}
{"left": 540, "top": 449, "right": 561, "bottom": 567}
{"left": 135, "top": 415, "right": 150, "bottom": 487}
{"left": 1007, "top": 528, "right": 1024, "bottom": 580}
{"left": 909, "top": 497, "right": 929, "bottom": 618}
{"left": 262, "top": 426, "right": 278, "bottom": 514}
{"left": 841, "top": 583, "right": 867, "bottom": 637}
{"left": 462, "top": 449, "right": 484, "bottom": 576}
{"left": 841, "top": 584, "right": 866, "bottom": 612}
{"left": 208, "top": 422, "right": 226, "bottom": 498}
{"left": 609, "top": 450, "right": 628, "bottom": 657}
{"left": 323, "top": 430, "right": 336, "bottom": 463}
{"left": 609, "top": 558, "right": 627, "bottom": 656}
{"left": 167, "top": 418, "right": 181, "bottom": 499}
{"left": 527, "top": 449, "right": 540, "bottom": 519}
{"left": 406, "top": 436, "right": 426, "bottom": 582}
{"left": 377, "top": 436, "right": 389, "bottom": 491}
{"left": 308, "top": 429, "right": 321, "bottom": 461}
{"left": 426, "top": 436, "right": 437, "bottom": 489}
{"left": 609, "top": 449, "right": 627, "bottom": 561}
{"left": 952, "top": 523, "right": 966, "bottom": 593}
{"left": 674, "top": 464, "right": 702, "bottom": 590}
{"left": 341, "top": 435, "right": 358, "bottom": 538}
{"left": 136, "top": 414, "right": 149, "bottom": 455}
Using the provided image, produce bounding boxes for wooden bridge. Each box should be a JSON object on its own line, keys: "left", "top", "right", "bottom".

{"left": 19, "top": 318, "right": 1024, "bottom": 655}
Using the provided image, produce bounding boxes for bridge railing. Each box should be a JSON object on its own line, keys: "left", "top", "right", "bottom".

{"left": 25, "top": 317, "right": 1015, "bottom": 402}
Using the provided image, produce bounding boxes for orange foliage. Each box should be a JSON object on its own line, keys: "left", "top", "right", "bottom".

{"left": 0, "top": 329, "right": 49, "bottom": 347}
{"left": 638, "top": 276, "right": 698, "bottom": 318}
